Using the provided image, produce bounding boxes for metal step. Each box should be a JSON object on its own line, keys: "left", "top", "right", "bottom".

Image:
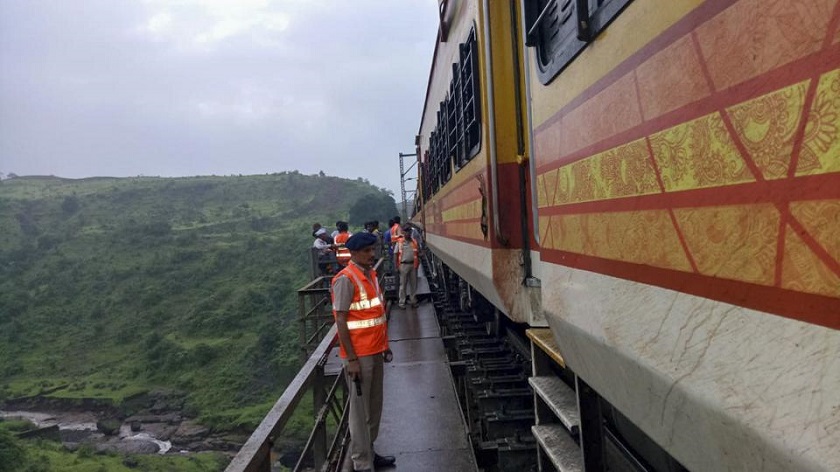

{"left": 532, "top": 424, "right": 583, "bottom": 472}
{"left": 530, "top": 376, "right": 580, "bottom": 435}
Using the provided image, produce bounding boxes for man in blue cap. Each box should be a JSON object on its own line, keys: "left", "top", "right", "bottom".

{"left": 331, "top": 232, "right": 395, "bottom": 472}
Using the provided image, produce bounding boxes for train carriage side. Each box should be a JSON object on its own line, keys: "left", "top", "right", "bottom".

{"left": 417, "top": 0, "right": 543, "bottom": 327}
{"left": 523, "top": 0, "right": 840, "bottom": 471}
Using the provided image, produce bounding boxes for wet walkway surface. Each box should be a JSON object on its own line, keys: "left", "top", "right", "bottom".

{"left": 374, "top": 266, "right": 477, "bottom": 472}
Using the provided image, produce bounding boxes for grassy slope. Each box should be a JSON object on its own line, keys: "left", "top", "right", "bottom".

{"left": 0, "top": 174, "right": 397, "bottom": 431}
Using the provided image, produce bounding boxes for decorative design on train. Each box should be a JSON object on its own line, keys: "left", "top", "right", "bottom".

{"left": 532, "top": 0, "right": 840, "bottom": 329}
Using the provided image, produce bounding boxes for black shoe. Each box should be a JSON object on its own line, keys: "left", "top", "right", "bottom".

{"left": 373, "top": 453, "right": 396, "bottom": 468}
{"left": 353, "top": 469, "right": 372, "bottom": 472}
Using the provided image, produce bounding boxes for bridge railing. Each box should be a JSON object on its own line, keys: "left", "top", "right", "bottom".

{"left": 224, "top": 324, "right": 344, "bottom": 472}
{"left": 225, "top": 257, "right": 387, "bottom": 472}
{"left": 298, "top": 275, "right": 334, "bottom": 363}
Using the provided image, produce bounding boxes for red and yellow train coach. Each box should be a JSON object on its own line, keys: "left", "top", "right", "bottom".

{"left": 417, "top": 0, "right": 543, "bottom": 327}
{"left": 413, "top": 0, "right": 839, "bottom": 471}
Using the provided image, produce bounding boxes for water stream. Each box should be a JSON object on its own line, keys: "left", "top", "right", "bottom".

{"left": 1, "top": 410, "right": 172, "bottom": 454}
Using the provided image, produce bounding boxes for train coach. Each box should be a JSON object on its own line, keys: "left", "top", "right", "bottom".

{"left": 410, "top": 0, "right": 840, "bottom": 470}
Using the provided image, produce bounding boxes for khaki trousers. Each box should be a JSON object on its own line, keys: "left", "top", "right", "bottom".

{"left": 398, "top": 263, "right": 417, "bottom": 305}
{"left": 344, "top": 353, "right": 384, "bottom": 471}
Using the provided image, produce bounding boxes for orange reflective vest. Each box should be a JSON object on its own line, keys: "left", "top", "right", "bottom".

{"left": 390, "top": 223, "right": 403, "bottom": 244}
{"left": 396, "top": 239, "right": 419, "bottom": 269}
{"left": 331, "top": 263, "right": 388, "bottom": 358}
{"left": 334, "top": 232, "right": 351, "bottom": 266}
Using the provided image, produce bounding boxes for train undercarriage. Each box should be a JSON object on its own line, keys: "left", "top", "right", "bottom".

{"left": 426, "top": 255, "right": 688, "bottom": 472}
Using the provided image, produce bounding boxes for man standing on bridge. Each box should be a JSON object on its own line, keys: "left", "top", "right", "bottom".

{"left": 331, "top": 232, "right": 396, "bottom": 472}
{"left": 395, "top": 224, "right": 421, "bottom": 309}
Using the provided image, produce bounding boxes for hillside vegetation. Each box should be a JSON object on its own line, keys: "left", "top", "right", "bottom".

{"left": 0, "top": 173, "right": 398, "bottom": 433}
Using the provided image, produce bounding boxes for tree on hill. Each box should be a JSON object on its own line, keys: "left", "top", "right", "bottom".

{"left": 348, "top": 192, "right": 399, "bottom": 227}
{"left": 61, "top": 195, "right": 80, "bottom": 214}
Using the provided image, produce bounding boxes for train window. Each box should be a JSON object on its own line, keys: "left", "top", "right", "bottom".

{"left": 425, "top": 26, "right": 482, "bottom": 199}
{"left": 448, "top": 69, "right": 463, "bottom": 170}
{"left": 429, "top": 130, "right": 440, "bottom": 195}
{"left": 434, "top": 111, "right": 446, "bottom": 189}
{"left": 436, "top": 116, "right": 447, "bottom": 189}
{"left": 525, "top": 0, "right": 633, "bottom": 84}
{"left": 460, "top": 29, "right": 481, "bottom": 166}
{"left": 441, "top": 100, "right": 453, "bottom": 184}
{"left": 421, "top": 154, "right": 432, "bottom": 204}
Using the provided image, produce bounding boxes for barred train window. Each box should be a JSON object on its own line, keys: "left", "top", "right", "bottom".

{"left": 423, "top": 27, "right": 482, "bottom": 200}
{"left": 525, "top": 0, "right": 633, "bottom": 84}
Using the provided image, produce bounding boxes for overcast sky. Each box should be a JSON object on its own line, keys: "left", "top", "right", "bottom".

{"left": 0, "top": 0, "right": 438, "bottom": 195}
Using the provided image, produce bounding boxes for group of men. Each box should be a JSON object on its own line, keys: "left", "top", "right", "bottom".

{"left": 311, "top": 221, "right": 354, "bottom": 274}
{"left": 313, "top": 217, "right": 423, "bottom": 471}
{"left": 312, "top": 219, "right": 424, "bottom": 310}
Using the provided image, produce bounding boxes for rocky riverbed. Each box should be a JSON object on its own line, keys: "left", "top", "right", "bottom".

{"left": 1, "top": 391, "right": 248, "bottom": 457}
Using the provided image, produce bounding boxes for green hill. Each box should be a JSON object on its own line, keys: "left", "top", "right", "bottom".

{"left": 0, "top": 173, "right": 398, "bottom": 432}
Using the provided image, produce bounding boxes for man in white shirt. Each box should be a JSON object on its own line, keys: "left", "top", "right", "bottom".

{"left": 313, "top": 228, "right": 335, "bottom": 274}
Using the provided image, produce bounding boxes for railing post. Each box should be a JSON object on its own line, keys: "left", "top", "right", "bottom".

{"left": 310, "top": 290, "right": 320, "bottom": 345}
{"left": 299, "top": 290, "right": 308, "bottom": 365}
{"left": 262, "top": 440, "right": 273, "bottom": 472}
{"left": 312, "top": 363, "right": 328, "bottom": 470}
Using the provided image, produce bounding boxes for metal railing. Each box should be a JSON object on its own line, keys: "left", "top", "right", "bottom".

{"left": 298, "top": 276, "right": 334, "bottom": 363}
{"left": 309, "top": 247, "right": 339, "bottom": 280}
{"left": 226, "top": 256, "right": 388, "bottom": 472}
{"left": 225, "top": 325, "right": 345, "bottom": 472}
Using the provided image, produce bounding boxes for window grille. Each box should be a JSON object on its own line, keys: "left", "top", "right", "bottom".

{"left": 435, "top": 107, "right": 447, "bottom": 189}
{"left": 420, "top": 154, "right": 431, "bottom": 205}
{"left": 460, "top": 30, "right": 481, "bottom": 165}
{"left": 441, "top": 99, "right": 453, "bottom": 184}
{"left": 423, "top": 26, "right": 483, "bottom": 199}
{"left": 448, "top": 73, "right": 462, "bottom": 173}
{"left": 429, "top": 130, "right": 440, "bottom": 195}
{"left": 525, "top": 0, "right": 633, "bottom": 84}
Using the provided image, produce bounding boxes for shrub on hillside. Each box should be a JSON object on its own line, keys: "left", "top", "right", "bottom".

{"left": 0, "top": 428, "right": 26, "bottom": 472}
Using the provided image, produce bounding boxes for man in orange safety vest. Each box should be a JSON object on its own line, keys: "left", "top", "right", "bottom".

{"left": 333, "top": 221, "right": 352, "bottom": 267}
{"left": 389, "top": 216, "right": 403, "bottom": 246}
{"left": 331, "top": 232, "right": 395, "bottom": 472}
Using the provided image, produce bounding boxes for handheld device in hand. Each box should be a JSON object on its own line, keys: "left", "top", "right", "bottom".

{"left": 354, "top": 377, "right": 362, "bottom": 396}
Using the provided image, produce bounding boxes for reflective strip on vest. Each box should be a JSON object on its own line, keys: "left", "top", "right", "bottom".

{"left": 344, "top": 268, "right": 383, "bottom": 305}
{"left": 349, "top": 297, "right": 382, "bottom": 311}
{"left": 336, "top": 245, "right": 351, "bottom": 263}
{"left": 346, "top": 313, "right": 386, "bottom": 330}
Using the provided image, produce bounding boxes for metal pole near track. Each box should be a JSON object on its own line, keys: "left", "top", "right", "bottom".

{"left": 399, "top": 152, "right": 417, "bottom": 218}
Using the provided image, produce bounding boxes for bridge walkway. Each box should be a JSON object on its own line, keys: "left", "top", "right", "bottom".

{"left": 335, "top": 265, "right": 478, "bottom": 471}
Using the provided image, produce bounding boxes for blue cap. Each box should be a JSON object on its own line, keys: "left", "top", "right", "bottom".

{"left": 345, "top": 232, "right": 378, "bottom": 251}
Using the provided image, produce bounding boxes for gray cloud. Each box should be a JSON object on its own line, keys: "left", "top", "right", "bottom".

{"left": 0, "top": 0, "right": 438, "bottom": 194}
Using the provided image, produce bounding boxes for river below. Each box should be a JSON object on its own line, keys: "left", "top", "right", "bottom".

{"left": 2, "top": 409, "right": 173, "bottom": 454}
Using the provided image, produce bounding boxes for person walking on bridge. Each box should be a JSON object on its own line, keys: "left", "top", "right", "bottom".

{"left": 331, "top": 232, "right": 396, "bottom": 472}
